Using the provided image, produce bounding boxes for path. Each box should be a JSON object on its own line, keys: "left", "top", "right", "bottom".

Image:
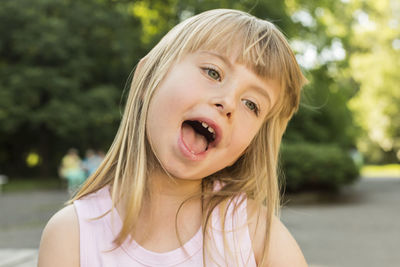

{"left": 0, "top": 190, "right": 68, "bottom": 266}
{"left": 282, "top": 177, "right": 400, "bottom": 267}
{"left": 1, "top": 177, "right": 399, "bottom": 266}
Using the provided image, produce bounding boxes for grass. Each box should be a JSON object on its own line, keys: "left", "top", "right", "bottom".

{"left": 0, "top": 177, "right": 63, "bottom": 193}
{"left": 361, "top": 164, "right": 400, "bottom": 178}
{"left": 1, "top": 164, "right": 399, "bottom": 193}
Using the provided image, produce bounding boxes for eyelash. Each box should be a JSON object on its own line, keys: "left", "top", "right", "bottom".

{"left": 202, "top": 67, "right": 222, "bottom": 81}
{"left": 243, "top": 99, "right": 260, "bottom": 116}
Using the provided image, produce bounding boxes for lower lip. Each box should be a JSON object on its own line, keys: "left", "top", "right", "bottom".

{"left": 178, "top": 129, "right": 208, "bottom": 161}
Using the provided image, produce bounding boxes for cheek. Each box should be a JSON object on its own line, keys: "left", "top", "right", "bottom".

{"left": 236, "top": 129, "right": 254, "bottom": 150}
{"left": 236, "top": 118, "right": 263, "bottom": 150}
{"left": 225, "top": 126, "right": 258, "bottom": 165}
{"left": 147, "top": 85, "right": 185, "bottom": 125}
{"left": 151, "top": 79, "right": 201, "bottom": 114}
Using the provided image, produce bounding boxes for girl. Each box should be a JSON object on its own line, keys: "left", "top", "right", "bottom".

{"left": 38, "top": 9, "right": 308, "bottom": 267}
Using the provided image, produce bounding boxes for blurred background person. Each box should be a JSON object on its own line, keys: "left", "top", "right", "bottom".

{"left": 59, "top": 148, "right": 85, "bottom": 195}
{"left": 81, "top": 149, "right": 104, "bottom": 179}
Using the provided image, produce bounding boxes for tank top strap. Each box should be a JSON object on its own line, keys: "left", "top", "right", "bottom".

{"left": 74, "top": 186, "right": 120, "bottom": 267}
{"left": 206, "top": 192, "right": 257, "bottom": 266}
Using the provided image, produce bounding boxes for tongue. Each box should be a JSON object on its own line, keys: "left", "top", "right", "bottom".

{"left": 182, "top": 123, "right": 208, "bottom": 154}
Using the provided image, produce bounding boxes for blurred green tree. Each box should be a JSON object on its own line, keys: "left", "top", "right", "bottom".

{"left": 348, "top": 0, "right": 400, "bottom": 163}
{"left": 0, "top": 0, "right": 143, "bottom": 176}
{"left": 0, "top": 0, "right": 361, "bottom": 189}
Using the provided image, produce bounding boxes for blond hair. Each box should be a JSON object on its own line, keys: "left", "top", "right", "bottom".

{"left": 71, "top": 9, "right": 306, "bottom": 266}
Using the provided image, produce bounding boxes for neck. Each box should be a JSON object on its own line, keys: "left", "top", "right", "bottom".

{"left": 146, "top": 169, "right": 203, "bottom": 207}
{"left": 113, "top": 168, "right": 203, "bottom": 219}
{"left": 127, "top": 169, "right": 204, "bottom": 248}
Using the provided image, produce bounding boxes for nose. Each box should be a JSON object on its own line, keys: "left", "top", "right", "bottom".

{"left": 212, "top": 96, "right": 235, "bottom": 119}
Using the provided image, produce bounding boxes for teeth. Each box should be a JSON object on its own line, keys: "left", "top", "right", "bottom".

{"left": 200, "top": 121, "right": 216, "bottom": 140}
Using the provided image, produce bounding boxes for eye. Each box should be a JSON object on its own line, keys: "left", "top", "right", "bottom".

{"left": 204, "top": 67, "right": 221, "bottom": 81}
{"left": 243, "top": 99, "right": 260, "bottom": 116}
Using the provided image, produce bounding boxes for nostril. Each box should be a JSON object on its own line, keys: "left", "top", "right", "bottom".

{"left": 215, "top": 103, "right": 232, "bottom": 118}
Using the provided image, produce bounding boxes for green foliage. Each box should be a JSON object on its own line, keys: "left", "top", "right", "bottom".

{"left": 281, "top": 142, "right": 360, "bottom": 191}
{"left": 348, "top": 0, "right": 400, "bottom": 163}
{"left": 361, "top": 164, "right": 400, "bottom": 178}
{"left": 0, "top": 0, "right": 143, "bottom": 176}
{"left": 0, "top": 0, "right": 363, "bottom": 193}
{"left": 285, "top": 66, "right": 359, "bottom": 148}
{"left": 1, "top": 177, "right": 61, "bottom": 192}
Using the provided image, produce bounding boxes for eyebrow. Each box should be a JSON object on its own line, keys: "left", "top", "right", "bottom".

{"left": 198, "top": 50, "right": 272, "bottom": 106}
{"left": 251, "top": 85, "right": 272, "bottom": 106}
{"left": 198, "top": 50, "right": 233, "bottom": 69}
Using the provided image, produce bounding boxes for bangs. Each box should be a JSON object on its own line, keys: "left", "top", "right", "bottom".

{"left": 177, "top": 11, "right": 289, "bottom": 86}
{"left": 169, "top": 10, "right": 306, "bottom": 117}
{"left": 151, "top": 9, "right": 306, "bottom": 118}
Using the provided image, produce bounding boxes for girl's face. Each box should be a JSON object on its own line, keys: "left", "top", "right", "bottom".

{"left": 146, "top": 50, "right": 280, "bottom": 180}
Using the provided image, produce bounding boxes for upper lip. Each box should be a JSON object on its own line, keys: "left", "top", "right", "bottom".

{"left": 183, "top": 116, "right": 222, "bottom": 148}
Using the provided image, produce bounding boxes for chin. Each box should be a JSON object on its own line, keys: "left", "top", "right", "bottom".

{"left": 157, "top": 161, "right": 209, "bottom": 181}
{"left": 166, "top": 167, "right": 204, "bottom": 181}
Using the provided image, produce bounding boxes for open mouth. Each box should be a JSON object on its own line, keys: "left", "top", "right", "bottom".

{"left": 181, "top": 120, "right": 217, "bottom": 154}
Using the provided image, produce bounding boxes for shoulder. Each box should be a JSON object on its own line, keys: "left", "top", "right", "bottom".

{"left": 38, "top": 205, "right": 80, "bottom": 267}
{"left": 246, "top": 199, "right": 308, "bottom": 267}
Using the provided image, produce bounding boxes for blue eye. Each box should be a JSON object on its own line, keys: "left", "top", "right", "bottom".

{"left": 243, "top": 100, "right": 259, "bottom": 115}
{"left": 206, "top": 68, "right": 221, "bottom": 81}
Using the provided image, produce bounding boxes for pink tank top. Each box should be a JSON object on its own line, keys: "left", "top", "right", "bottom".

{"left": 74, "top": 186, "right": 256, "bottom": 266}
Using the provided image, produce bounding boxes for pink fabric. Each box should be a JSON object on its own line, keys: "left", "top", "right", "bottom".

{"left": 74, "top": 186, "right": 256, "bottom": 266}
